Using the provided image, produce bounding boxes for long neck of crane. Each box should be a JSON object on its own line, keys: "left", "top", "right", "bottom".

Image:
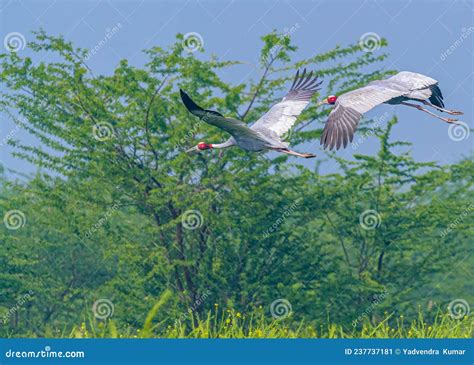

{"left": 211, "top": 139, "right": 235, "bottom": 149}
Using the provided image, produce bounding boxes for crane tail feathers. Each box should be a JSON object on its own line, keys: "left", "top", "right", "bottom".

{"left": 429, "top": 84, "right": 444, "bottom": 108}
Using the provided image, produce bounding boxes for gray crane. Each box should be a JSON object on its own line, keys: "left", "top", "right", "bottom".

{"left": 180, "top": 69, "right": 322, "bottom": 158}
{"left": 318, "top": 71, "right": 463, "bottom": 150}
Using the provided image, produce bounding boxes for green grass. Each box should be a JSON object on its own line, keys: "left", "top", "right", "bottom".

{"left": 9, "top": 291, "right": 471, "bottom": 339}
{"left": 68, "top": 308, "right": 472, "bottom": 339}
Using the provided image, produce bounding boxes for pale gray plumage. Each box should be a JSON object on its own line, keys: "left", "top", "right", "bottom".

{"left": 181, "top": 69, "right": 322, "bottom": 157}
{"left": 252, "top": 69, "right": 323, "bottom": 138}
{"left": 321, "top": 71, "right": 447, "bottom": 150}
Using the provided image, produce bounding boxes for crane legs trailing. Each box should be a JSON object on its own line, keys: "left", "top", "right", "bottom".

{"left": 400, "top": 102, "right": 459, "bottom": 124}
{"left": 272, "top": 148, "right": 316, "bottom": 159}
{"left": 420, "top": 100, "right": 464, "bottom": 115}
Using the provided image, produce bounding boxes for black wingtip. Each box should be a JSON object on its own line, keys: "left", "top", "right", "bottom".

{"left": 180, "top": 89, "right": 203, "bottom": 114}
{"left": 179, "top": 88, "right": 191, "bottom": 104}
{"left": 179, "top": 88, "right": 187, "bottom": 101}
{"left": 291, "top": 69, "right": 324, "bottom": 92}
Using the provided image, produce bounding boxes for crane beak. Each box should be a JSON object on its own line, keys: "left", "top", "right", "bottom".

{"left": 317, "top": 100, "right": 329, "bottom": 106}
{"left": 185, "top": 145, "right": 199, "bottom": 153}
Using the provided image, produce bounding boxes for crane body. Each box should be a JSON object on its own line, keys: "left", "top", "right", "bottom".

{"left": 319, "top": 71, "right": 463, "bottom": 150}
{"left": 180, "top": 69, "right": 322, "bottom": 158}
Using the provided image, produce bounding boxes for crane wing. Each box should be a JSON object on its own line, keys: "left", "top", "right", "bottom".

{"left": 320, "top": 83, "right": 405, "bottom": 150}
{"left": 180, "top": 89, "right": 263, "bottom": 140}
{"left": 387, "top": 71, "right": 438, "bottom": 90}
{"left": 388, "top": 71, "right": 444, "bottom": 107}
{"left": 251, "top": 69, "right": 322, "bottom": 138}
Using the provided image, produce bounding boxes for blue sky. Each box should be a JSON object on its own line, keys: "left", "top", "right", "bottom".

{"left": 0, "top": 0, "right": 472, "bottom": 176}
